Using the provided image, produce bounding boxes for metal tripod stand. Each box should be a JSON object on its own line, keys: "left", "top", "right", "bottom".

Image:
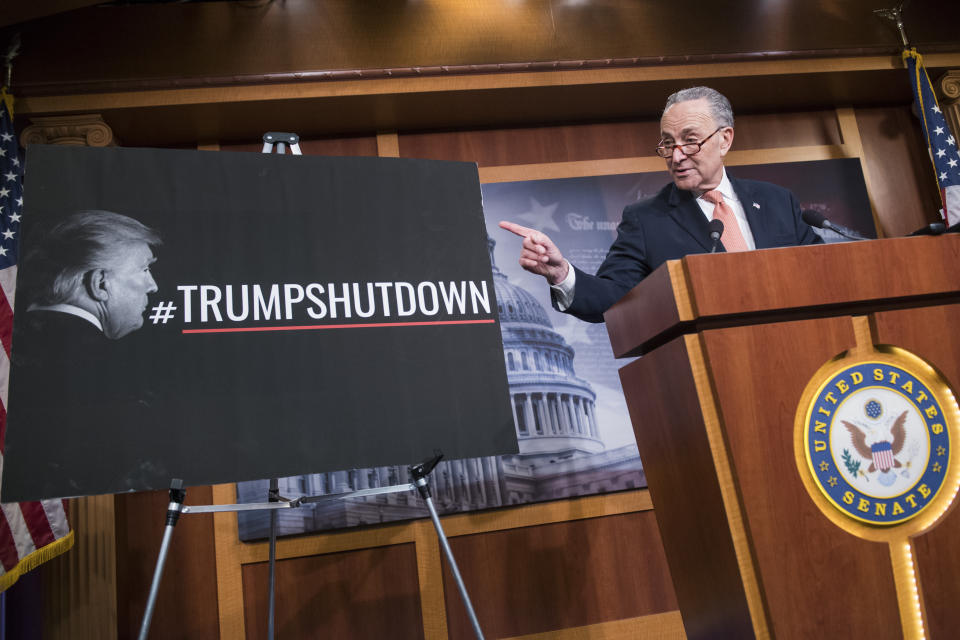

{"left": 137, "top": 453, "right": 485, "bottom": 639}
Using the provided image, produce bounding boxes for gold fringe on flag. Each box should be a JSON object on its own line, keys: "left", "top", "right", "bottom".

{"left": 0, "top": 529, "right": 75, "bottom": 593}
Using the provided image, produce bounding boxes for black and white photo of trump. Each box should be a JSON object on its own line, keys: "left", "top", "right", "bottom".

{"left": 17, "top": 209, "right": 161, "bottom": 342}
{"left": 6, "top": 209, "right": 168, "bottom": 496}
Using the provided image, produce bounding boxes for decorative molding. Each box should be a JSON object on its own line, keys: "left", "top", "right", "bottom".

{"left": 936, "top": 70, "right": 960, "bottom": 146}
{"left": 938, "top": 69, "right": 960, "bottom": 100}
{"left": 20, "top": 114, "right": 116, "bottom": 147}
{"left": 14, "top": 46, "right": 960, "bottom": 98}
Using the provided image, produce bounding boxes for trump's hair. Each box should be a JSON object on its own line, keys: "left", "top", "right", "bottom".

{"left": 663, "top": 86, "right": 735, "bottom": 129}
{"left": 21, "top": 210, "right": 161, "bottom": 307}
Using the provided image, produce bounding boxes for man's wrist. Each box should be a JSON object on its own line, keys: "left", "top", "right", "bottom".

{"left": 549, "top": 262, "right": 576, "bottom": 310}
{"left": 549, "top": 260, "right": 570, "bottom": 286}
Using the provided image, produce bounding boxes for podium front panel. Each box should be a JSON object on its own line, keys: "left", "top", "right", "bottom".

{"left": 701, "top": 315, "right": 902, "bottom": 639}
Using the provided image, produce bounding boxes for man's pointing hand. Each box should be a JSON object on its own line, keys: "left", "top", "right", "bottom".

{"left": 498, "top": 221, "right": 570, "bottom": 285}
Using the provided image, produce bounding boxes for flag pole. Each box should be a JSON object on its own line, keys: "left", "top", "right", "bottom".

{"left": 3, "top": 34, "right": 20, "bottom": 92}
{"left": 873, "top": 3, "right": 910, "bottom": 49}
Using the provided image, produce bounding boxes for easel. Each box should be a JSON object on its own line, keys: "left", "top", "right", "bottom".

{"left": 138, "top": 454, "right": 484, "bottom": 640}
{"left": 138, "top": 133, "right": 486, "bottom": 640}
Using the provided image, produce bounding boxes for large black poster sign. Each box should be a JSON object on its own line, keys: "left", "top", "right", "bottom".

{"left": 2, "top": 145, "right": 516, "bottom": 501}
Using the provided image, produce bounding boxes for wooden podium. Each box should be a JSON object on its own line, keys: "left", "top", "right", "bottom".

{"left": 604, "top": 235, "right": 960, "bottom": 640}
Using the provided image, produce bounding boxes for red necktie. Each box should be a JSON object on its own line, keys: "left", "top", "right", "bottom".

{"left": 703, "top": 190, "right": 748, "bottom": 252}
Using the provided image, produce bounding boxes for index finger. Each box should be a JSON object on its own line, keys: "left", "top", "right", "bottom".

{"left": 499, "top": 220, "right": 534, "bottom": 238}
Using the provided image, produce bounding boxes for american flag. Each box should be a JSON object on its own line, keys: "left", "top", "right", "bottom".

{"left": 903, "top": 48, "right": 960, "bottom": 227}
{"left": 0, "top": 89, "right": 73, "bottom": 592}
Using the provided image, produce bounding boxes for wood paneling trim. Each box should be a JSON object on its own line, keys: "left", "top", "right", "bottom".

{"left": 478, "top": 144, "right": 860, "bottom": 183}
{"left": 376, "top": 131, "right": 400, "bottom": 157}
{"left": 19, "top": 54, "right": 960, "bottom": 116}
{"left": 413, "top": 519, "right": 448, "bottom": 640}
{"left": 212, "top": 484, "right": 247, "bottom": 640}
{"left": 503, "top": 611, "right": 685, "bottom": 640}
{"left": 835, "top": 107, "right": 883, "bottom": 237}
{"left": 218, "top": 488, "right": 651, "bottom": 566}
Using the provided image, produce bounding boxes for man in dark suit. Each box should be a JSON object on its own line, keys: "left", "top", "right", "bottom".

{"left": 500, "top": 86, "right": 822, "bottom": 323}
{"left": 7, "top": 210, "right": 164, "bottom": 497}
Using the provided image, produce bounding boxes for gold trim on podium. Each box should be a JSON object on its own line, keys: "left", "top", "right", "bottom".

{"left": 685, "top": 333, "right": 771, "bottom": 640}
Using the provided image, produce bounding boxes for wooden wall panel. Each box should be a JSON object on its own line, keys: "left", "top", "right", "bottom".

{"left": 114, "top": 487, "right": 220, "bottom": 640}
{"left": 703, "top": 317, "right": 902, "bottom": 639}
{"left": 241, "top": 544, "right": 424, "bottom": 640}
{"left": 443, "top": 511, "right": 677, "bottom": 639}
{"left": 400, "top": 121, "right": 658, "bottom": 166}
{"left": 871, "top": 303, "right": 960, "bottom": 640}
{"left": 855, "top": 106, "right": 943, "bottom": 237}
{"left": 399, "top": 110, "right": 842, "bottom": 166}
{"left": 733, "top": 110, "right": 842, "bottom": 149}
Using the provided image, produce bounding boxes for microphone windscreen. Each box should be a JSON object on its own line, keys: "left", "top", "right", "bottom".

{"left": 708, "top": 218, "right": 724, "bottom": 237}
{"left": 801, "top": 209, "right": 827, "bottom": 229}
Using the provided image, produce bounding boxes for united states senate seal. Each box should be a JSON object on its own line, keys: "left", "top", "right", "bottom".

{"left": 797, "top": 348, "right": 958, "bottom": 530}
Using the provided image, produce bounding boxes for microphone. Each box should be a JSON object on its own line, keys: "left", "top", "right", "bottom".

{"left": 708, "top": 218, "right": 724, "bottom": 253}
{"left": 908, "top": 222, "right": 946, "bottom": 236}
{"left": 801, "top": 210, "right": 868, "bottom": 241}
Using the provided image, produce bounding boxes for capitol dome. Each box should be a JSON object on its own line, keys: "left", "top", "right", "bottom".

{"left": 494, "top": 266, "right": 553, "bottom": 327}
{"left": 488, "top": 236, "right": 603, "bottom": 493}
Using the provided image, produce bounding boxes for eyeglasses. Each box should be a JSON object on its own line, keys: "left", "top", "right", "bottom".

{"left": 655, "top": 127, "right": 722, "bottom": 158}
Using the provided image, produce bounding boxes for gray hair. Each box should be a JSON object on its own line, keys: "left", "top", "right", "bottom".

{"left": 22, "top": 210, "right": 161, "bottom": 306}
{"left": 663, "top": 86, "right": 735, "bottom": 129}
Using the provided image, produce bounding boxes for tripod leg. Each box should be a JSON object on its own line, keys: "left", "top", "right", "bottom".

{"left": 138, "top": 480, "right": 186, "bottom": 640}
{"left": 422, "top": 493, "right": 485, "bottom": 640}
{"left": 268, "top": 478, "right": 279, "bottom": 640}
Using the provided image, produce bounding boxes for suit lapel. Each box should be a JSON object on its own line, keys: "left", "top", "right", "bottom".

{"left": 667, "top": 184, "right": 713, "bottom": 251}
{"left": 731, "top": 177, "right": 769, "bottom": 248}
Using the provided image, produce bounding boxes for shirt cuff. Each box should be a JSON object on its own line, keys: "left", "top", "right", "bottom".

{"left": 550, "top": 262, "right": 576, "bottom": 311}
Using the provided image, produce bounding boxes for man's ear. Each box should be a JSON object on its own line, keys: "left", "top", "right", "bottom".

{"left": 85, "top": 268, "right": 109, "bottom": 302}
{"left": 719, "top": 127, "right": 734, "bottom": 156}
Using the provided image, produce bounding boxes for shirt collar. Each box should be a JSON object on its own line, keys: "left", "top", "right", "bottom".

{"left": 27, "top": 303, "right": 103, "bottom": 331}
{"left": 696, "top": 168, "right": 737, "bottom": 203}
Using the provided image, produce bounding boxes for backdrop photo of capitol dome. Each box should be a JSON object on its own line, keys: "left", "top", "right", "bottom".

{"left": 236, "top": 158, "right": 873, "bottom": 539}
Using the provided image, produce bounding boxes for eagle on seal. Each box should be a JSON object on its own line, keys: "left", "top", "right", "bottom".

{"left": 842, "top": 410, "right": 907, "bottom": 473}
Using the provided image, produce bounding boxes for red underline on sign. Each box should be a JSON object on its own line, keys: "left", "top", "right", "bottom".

{"left": 182, "top": 319, "right": 496, "bottom": 334}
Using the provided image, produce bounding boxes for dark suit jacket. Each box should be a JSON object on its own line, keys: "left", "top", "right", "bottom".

{"left": 6, "top": 309, "right": 164, "bottom": 499}
{"left": 561, "top": 176, "right": 823, "bottom": 323}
